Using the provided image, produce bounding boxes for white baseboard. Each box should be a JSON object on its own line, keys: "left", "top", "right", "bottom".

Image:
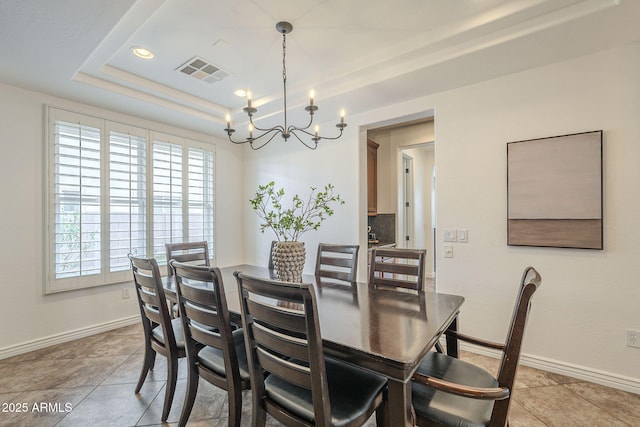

{"left": 0, "top": 316, "right": 139, "bottom": 360}
{"left": 450, "top": 340, "right": 640, "bottom": 395}
{"left": 4, "top": 319, "right": 639, "bottom": 395}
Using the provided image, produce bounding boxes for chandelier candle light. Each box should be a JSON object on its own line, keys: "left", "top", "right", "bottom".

{"left": 224, "top": 21, "right": 347, "bottom": 150}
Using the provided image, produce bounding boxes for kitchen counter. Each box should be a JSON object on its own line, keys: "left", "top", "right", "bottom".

{"left": 367, "top": 241, "right": 396, "bottom": 249}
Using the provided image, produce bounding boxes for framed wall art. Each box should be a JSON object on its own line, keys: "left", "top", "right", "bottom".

{"left": 507, "top": 130, "right": 603, "bottom": 249}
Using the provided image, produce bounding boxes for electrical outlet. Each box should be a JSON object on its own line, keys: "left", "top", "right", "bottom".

{"left": 626, "top": 329, "right": 640, "bottom": 348}
{"left": 122, "top": 288, "right": 131, "bottom": 299}
{"left": 443, "top": 244, "right": 453, "bottom": 258}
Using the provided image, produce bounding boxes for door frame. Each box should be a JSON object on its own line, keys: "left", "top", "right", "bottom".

{"left": 397, "top": 142, "right": 436, "bottom": 279}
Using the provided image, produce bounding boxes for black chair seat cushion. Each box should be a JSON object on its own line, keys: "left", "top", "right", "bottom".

{"left": 412, "top": 351, "right": 498, "bottom": 427}
{"left": 197, "top": 329, "right": 250, "bottom": 381}
{"left": 151, "top": 317, "right": 186, "bottom": 348}
{"left": 265, "top": 357, "right": 386, "bottom": 427}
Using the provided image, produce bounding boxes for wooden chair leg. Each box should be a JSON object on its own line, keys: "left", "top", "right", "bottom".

{"left": 375, "top": 390, "right": 388, "bottom": 427}
{"left": 178, "top": 366, "right": 199, "bottom": 427}
{"left": 251, "top": 390, "right": 267, "bottom": 427}
{"left": 135, "top": 347, "right": 155, "bottom": 393}
{"left": 161, "top": 356, "right": 179, "bottom": 421}
{"left": 228, "top": 385, "right": 243, "bottom": 427}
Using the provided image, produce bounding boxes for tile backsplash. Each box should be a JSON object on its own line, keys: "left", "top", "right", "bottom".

{"left": 368, "top": 213, "right": 396, "bottom": 244}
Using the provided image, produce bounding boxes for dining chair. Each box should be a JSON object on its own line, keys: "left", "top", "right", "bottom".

{"left": 234, "top": 271, "right": 388, "bottom": 427}
{"left": 165, "top": 241, "right": 210, "bottom": 276}
{"left": 368, "top": 247, "right": 442, "bottom": 354}
{"left": 411, "top": 266, "right": 542, "bottom": 427}
{"left": 369, "top": 247, "right": 427, "bottom": 291}
{"left": 170, "top": 260, "right": 251, "bottom": 427}
{"left": 315, "top": 243, "right": 359, "bottom": 283}
{"left": 129, "top": 254, "right": 186, "bottom": 422}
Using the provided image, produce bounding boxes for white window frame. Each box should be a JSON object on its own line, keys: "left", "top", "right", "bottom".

{"left": 44, "top": 107, "right": 215, "bottom": 294}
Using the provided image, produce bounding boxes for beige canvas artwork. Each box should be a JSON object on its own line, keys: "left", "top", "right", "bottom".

{"left": 507, "top": 131, "right": 603, "bottom": 249}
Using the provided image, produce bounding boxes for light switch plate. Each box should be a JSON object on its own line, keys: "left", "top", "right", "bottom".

{"left": 443, "top": 229, "right": 457, "bottom": 242}
{"left": 457, "top": 229, "right": 468, "bottom": 243}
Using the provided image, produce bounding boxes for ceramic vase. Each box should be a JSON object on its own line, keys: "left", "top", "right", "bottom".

{"left": 271, "top": 241, "right": 305, "bottom": 282}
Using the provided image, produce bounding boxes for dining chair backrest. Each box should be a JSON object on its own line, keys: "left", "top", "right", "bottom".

{"left": 234, "top": 272, "right": 333, "bottom": 425}
{"left": 171, "top": 261, "right": 240, "bottom": 381}
{"left": 129, "top": 254, "right": 185, "bottom": 421}
{"left": 369, "top": 247, "right": 426, "bottom": 290}
{"left": 171, "top": 260, "right": 250, "bottom": 427}
{"left": 130, "top": 255, "right": 177, "bottom": 352}
{"left": 165, "top": 241, "right": 210, "bottom": 276}
{"left": 315, "top": 243, "right": 359, "bottom": 283}
{"left": 495, "top": 266, "right": 542, "bottom": 410}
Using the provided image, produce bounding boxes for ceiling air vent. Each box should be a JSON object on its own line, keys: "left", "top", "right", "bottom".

{"left": 177, "top": 56, "right": 231, "bottom": 83}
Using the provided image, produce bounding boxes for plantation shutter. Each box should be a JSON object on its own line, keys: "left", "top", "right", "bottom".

{"left": 108, "top": 126, "right": 147, "bottom": 276}
{"left": 187, "top": 147, "right": 215, "bottom": 254}
{"left": 152, "top": 137, "right": 183, "bottom": 263}
{"left": 50, "top": 116, "right": 102, "bottom": 290}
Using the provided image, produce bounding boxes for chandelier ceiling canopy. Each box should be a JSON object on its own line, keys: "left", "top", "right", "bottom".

{"left": 224, "top": 21, "right": 347, "bottom": 150}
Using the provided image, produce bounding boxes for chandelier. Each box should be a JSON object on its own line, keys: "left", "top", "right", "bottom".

{"left": 224, "top": 21, "right": 347, "bottom": 150}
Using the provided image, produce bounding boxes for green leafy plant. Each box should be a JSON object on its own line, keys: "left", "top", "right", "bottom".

{"left": 250, "top": 181, "right": 344, "bottom": 242}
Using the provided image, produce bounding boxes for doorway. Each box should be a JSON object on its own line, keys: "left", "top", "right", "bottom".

{"left": 365, "top": 115, "right": 436, "bottom": 283}
{"left": 398, "top": 143, "right": 435, "bottom": 279}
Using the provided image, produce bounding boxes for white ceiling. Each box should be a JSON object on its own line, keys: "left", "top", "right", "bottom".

{"left": 1, "top": 0, "right": 639, "bottom": 137}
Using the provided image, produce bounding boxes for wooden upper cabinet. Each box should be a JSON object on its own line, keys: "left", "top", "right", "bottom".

{"left": 367, "top": 139, "right": 379, "bottom": 215}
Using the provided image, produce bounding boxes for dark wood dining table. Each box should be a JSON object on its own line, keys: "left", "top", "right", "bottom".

{"left": 164, "top": 264, "right": 464, "bottom": 427}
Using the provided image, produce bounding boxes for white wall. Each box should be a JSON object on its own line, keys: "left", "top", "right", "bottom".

{"left": 0, "top": 83, "right": 245, "bottom": 353}
{"left": 435, "top": 41, "right": 640, "bottom": 382}
{"left": 361, "top": 41, "right": 640, "bottom": 388}
{"left": 243, "top": 41, "right": 640, "bottom": 390}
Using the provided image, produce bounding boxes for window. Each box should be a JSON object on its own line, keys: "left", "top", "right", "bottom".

{"left": 45, "top": 108, "right": 215, "bottom": 293}
{"left": 51, "top": 117, "right": 102, "bottom": 285}
{"left": 152, "top": 138, "right": 183, "bottom": 262}
{"left": 108, "top": 125, "right": 147, "bottom": 277}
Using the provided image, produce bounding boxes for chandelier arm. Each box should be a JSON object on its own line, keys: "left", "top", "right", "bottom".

{"left": 247, "top": 114, "right": 286, "bottom": 134}
{"left": 249, "top": 132, "right": 281, "bottom": 150}
{"left": 286, "top": 113, "right": 315, "bottom": 134}
{"left": 227, "top": 133, "right": 252, "bottom": 145}
{"left": 252, "top": 127, "right": 284, "bottom": 142}
{"left": 313, "top": 128, "right": 345, "bottom": 141}
{"left": 288, "top": 128, "right": 316, "bottom": 137}
{"left": 227, "top": 127, "right": 282, "bottom": 145}
{"left": 289, "top": 130, "right": 318, "bottom": 150}
{"left": 290, "top": 126, "right": 346, "bottom": 141}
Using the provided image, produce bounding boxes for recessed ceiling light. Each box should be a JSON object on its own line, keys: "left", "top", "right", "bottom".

{"left": 131, "top": 47, "right": 154, "bottom": 60}
{"left": 234, "top": 89, "right": 247, "bottom": 97}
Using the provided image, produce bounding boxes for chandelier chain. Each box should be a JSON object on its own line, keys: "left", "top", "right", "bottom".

{"left": 282, "top": 31, "right": 288, "bottom": 134}
{"left": 282, "top": 32, "right": 287, "bottom": 83}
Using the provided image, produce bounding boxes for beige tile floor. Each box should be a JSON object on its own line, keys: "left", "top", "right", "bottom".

{"left": 1, "top": 323, "right": 639, "bottom": 426}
